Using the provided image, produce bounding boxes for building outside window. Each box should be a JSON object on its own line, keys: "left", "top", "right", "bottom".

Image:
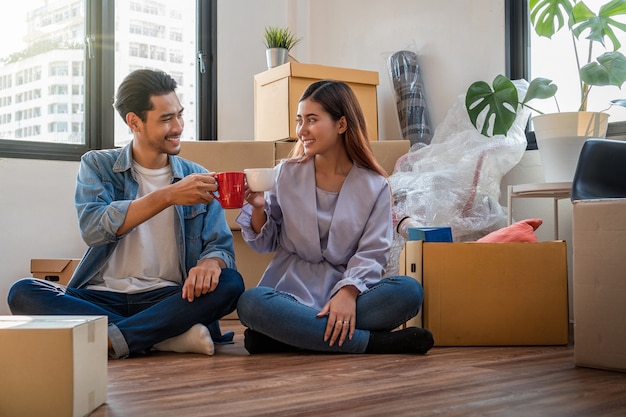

{"left": 0, "top": 0, "right": 203, "bottom": 159}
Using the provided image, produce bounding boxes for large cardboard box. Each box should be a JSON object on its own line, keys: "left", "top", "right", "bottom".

{"left": 0, "top": 315, "right": 108, "bottom": 417}
{"left": 254, "top": 62, "right": 379, "bottom": 141}
{"left": 402, "top": 240, "right": 569, "bottom": 346}
{"left": 573, "top": 199, "right": 626, "bottom": 372}
{"left": 31, "top": 258, "right": 81, "bottom": 286}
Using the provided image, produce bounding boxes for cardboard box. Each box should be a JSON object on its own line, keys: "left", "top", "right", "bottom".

{"left": 402, "top": 240, "right": 569, "bottom": 346}
{"left": 0, "top": 315, "right": 108, "bottom": 417}
{"left": 369, "top": 140, "right": 409, "bottom": 175}
{"left": 223, "top": 232, "right": 275, "bottom": 320}
{"left": 254, "top": 62, "right": 379, "bottom": 141}
{"left": 31, "top": 258, "right": 81, "bottom": 286}
{"left": 573, "top": 199, "right": 626, "bottom": 372}
{"left": 398, "top": 241, "right": 423, "bottom": 328}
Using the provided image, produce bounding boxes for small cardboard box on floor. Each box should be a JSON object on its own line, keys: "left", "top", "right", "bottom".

{"left": 401, "top": 240, "right": 569, "bottom": 346}
{"left": 573, "top": 199, "right": 626, "bottom": 372}
{"left": 0, "top": 315, "right": 108, "bottom": 417}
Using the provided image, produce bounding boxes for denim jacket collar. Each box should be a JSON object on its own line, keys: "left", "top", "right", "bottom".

{"left": 113, "top": 141, "right": 185, "bottom": 182}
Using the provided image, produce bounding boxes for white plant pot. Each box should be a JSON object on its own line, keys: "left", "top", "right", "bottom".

{"left": 532, "top": 112, "right": 609, "bottom": 183}
{"left": 265, "top": 48, "right": 289, "bottom": 70}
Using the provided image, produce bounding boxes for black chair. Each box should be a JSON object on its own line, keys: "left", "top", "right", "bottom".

{"left": 571, "top": 138, "right": 626, "bottom": 200}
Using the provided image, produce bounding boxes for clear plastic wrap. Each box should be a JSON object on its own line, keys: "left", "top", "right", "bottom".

{"left": 385, "top": 80, "right": 531, "bottom": 276}
{"left": 388, "top": 50, "right": 432, "bottom": 146}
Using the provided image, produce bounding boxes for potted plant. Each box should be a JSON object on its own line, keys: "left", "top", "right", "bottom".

{"left": 529, "top": 0, "right": 626, "bottom": 182}
{"left": 466, "top": 0, "right": 626, "bottom": 182}
{"left": 263, "top": 26, "right": 302, "bottom": 70}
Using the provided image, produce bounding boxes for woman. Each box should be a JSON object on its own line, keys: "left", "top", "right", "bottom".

{"left": 236, "top": 80, "right": 433, "bottom": 354}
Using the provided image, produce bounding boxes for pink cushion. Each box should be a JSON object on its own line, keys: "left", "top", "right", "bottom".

{"left": 477, "top": 218, "right": 543, "bottom": 243}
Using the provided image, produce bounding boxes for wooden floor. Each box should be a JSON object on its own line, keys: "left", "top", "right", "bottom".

{"left": 90, "top": 320, "right": 626, "bottom": 417}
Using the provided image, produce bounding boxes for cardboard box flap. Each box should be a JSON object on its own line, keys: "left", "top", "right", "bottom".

{"left": 31, "top": 259, "right": 74, "bottom": 274}
{"left": 254, "top": 62, "right": 379, "bottom": 87}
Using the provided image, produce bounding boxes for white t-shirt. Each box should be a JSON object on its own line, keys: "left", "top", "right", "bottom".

{"left": 88, "top": 162, "right": 182, "bottom": 293}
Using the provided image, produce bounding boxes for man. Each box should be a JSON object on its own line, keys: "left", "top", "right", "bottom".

{"left": 8, "top": 69, "right": 244, "bottom": 359}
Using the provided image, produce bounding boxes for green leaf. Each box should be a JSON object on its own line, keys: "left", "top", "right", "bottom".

{"left": 580, "top": 51, "right": 626, "bottom": 87}
{"left": 530, "top": 0, "right": 574, "bottom": 38}
{"left": 465, "top": 75, "right": 518, "bottom": 137}
{"left": 523, "top": 77, "right": 558, "bottom": 104}
{"left": 571, "top": 0, "right": 626, "bottom": 51}
{"left": 263, "top": 26, "right": 301, "bottom": 50}
{"left": 610, "top": 98, "right": 626, "bottom": 107}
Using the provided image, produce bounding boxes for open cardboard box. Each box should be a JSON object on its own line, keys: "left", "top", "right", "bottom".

{"left": 400, "top": 240, "right": 569, "bottom": 346}
{"left": 31, "top": 258, "right": 81, "bottom": 286}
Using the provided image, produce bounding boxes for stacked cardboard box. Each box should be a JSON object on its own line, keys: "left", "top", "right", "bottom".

{"left": 572, "top": 199, "right": 626, "bottom": 372}
{"left": 254, "top": 63, "right": 379, "bottom": 141}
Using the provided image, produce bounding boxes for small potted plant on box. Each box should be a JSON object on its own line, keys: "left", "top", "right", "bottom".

{"left": 466, "top": 0, "right": 626, "bottom": 182}
{"left": 263, "top": 26, "right": 301, "bottom": 70}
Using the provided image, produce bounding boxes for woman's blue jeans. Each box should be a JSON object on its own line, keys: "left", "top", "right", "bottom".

{"left": 7, "top": 268, "right": 244, "bottom": 358}
{"left": 236, "top": 275, "right": 423, "bottom": 353}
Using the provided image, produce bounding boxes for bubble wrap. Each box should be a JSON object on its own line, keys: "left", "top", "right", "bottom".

{"left": 385, "top": 80, "right": 531, "bottom": 276}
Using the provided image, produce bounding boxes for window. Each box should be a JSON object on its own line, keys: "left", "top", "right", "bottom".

{"left": 0, "top": 0, "right": 217, "bottom": 161}
{"left": 507, "top": 0, "right": 626, "bottom": 148}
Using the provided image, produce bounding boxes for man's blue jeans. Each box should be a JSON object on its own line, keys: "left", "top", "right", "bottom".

{"left": 236, "top": 275, "right": 423, "bottom": 353}
{"left": 7, "top": 268, "right": 244, "bottom": 358}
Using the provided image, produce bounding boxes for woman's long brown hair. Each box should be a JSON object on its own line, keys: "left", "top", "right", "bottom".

{"left": 288, "top": 80, "right": 387, "bottom": 177}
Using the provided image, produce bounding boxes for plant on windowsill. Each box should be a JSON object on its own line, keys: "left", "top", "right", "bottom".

{"left": 263, "top": 26, "right": 302, "bottom": 70}
{"left": 465, "top": 0, "right": 626, "bottom": 182}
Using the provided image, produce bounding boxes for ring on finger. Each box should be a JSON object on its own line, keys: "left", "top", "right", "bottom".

{"left": 343, "top": 321, "right": 350, "bottom": 325}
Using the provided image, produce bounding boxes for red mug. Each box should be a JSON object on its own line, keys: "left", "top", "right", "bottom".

{"left": 215, "top": 171, "right": 245, "bottom": 209}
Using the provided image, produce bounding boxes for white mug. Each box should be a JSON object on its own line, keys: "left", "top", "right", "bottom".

{"left": 244, "top": 168, "right": 277, "bottom": 192}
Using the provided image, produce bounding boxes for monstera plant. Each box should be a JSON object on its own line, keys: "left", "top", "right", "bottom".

{"left": 531, "top": 0, "right": 626, "bottom": 111}
{"left": 466, "top": 0, "right": 626, "bottom": 138}
{"left": 465, "top": 75, "right": 557, "bottom": 137}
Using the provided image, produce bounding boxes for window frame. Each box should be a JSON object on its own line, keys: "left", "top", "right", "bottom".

{"left": 0, "top": 0, "right": 217, "bottom": 161}
{"left": 506, "top": 0, "right": 626, "bottom": 149}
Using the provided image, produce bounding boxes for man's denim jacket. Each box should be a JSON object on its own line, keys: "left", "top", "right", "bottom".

{"left": 68, "top": 142, "right": 236, "bottom": 289}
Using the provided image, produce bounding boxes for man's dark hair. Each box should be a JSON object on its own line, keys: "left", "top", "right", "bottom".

{"left": 113, "top": 69, "right": 178, "bottom": 124}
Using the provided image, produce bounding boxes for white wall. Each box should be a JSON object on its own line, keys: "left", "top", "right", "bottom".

{"left": 217, "top": 0, "right": 507, "bottom": 141}
{"left": 1, "top": 0, "right": 564, "bottom": 315}
{"left": 0, "top": 158, "right": 88, "bottom": 313}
